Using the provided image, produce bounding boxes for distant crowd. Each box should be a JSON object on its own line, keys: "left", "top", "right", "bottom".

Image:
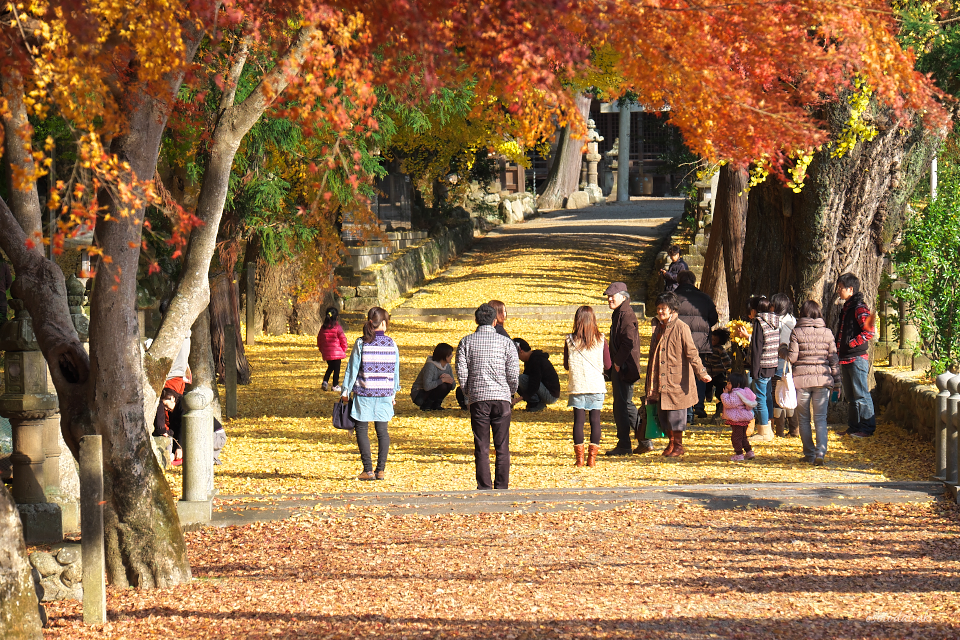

{"left": 319, "top": 245, "right": 877, "bottom": 488}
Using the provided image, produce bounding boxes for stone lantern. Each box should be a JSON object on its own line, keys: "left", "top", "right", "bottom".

{"left": 0, "top": 297, "right": 62, "bottom": 543}
{"left": 583, "top": 119, "right": 605, "bottom": 204}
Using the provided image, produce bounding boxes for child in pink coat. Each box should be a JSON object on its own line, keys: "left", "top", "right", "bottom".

{"left": 721, "top": 372, "right": 758, "bottom": 462}
{"left": 317, "top": 307, "right": 348, "bottom": 391}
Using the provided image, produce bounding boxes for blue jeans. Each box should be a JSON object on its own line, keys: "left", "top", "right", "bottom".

{"left": 753, "top": 376, "right": 772, "bottom": 425}
{"left": 797, "top": 387, "right": 829, "bottom": 459}
{"left": 841, "top": 357, "right": 875, "bottom": 434}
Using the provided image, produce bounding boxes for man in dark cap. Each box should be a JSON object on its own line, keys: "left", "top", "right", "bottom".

{"left": 604, "top": 282, "right": 652, "bottom": 455}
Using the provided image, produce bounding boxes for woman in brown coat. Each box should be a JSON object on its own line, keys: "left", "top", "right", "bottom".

{"left": 785, "top": 300, "right": 841, "bottom": 465}
{"left": 645, "top": 292, "right": 712, "bottom": 457}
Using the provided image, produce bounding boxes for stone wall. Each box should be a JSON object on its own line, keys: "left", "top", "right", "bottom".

{"left": 873, "top": 370, "right": 937, "bottom": 442}
{"left": 29, "top": 543, "right": 82, "bottom": 602}
{"left": 340, "top": 222, "right": 476, "bottom": 311}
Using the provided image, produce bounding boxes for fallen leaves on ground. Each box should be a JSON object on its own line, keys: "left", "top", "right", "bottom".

{"left": 179, "top": 316, "right": 933, "bottom": 498}
{"left": 43, "top": 500, "right": 960, "bottom": 638}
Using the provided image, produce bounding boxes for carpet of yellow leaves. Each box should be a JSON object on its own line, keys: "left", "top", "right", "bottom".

{"left": 43, "top": 501, "right": 960, "bottom": 638}
{"left": 190, "top": 315, "right": 933, "bottom": 497}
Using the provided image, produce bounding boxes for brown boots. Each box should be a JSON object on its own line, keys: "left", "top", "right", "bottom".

{"left": 587, "top": 444, "right": 599, "bottom": 467}
{"left": 574, "top": 443, "right": 585, "bottom": 467}
{"left": 774, "top": 411, "right": 786, "bottom": 437}
{"left": 667, "top": 430, "right": 685, "bottom": 457}
{"left": 774, "top": 410, "right": 800, "bottom": 437}
{"left": 787, "top": 411, "right": 800, "bottom": 437}
{"left": 662, "top": 429, "right": 675, "bottom": 456}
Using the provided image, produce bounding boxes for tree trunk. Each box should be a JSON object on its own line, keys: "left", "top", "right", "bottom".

{"left": 742, "top": 100, "right": 944, "bottom": 327}
{"left": 716, "top": 165, "right": 750, "bottom": 318}
{"left": 1, "top": 70, "right": 44, "bottom": 241}
{"left": 700, "top": 205, "right": 729, "bottom": 322}
{"left": 0, "top": 484, "right": 43, "bottom": 640}
{"left": 537, "top": 93, "right": 591, "bottom": 210}
{"left": 210, "top": 273, "right": 251, "bottom": 384}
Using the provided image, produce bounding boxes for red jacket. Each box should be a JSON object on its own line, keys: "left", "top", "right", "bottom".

{"left": 317, "top": 324, "right": 348, "bottom": 361}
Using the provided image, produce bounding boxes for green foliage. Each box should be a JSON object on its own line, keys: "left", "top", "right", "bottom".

{"left": 893, "top": 151, "right": 960, "bottom": 373}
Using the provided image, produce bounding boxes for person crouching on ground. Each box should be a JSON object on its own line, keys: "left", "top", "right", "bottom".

{"left": 411, "top": 343, "right": 456, "bottom": 411}
{"left": 721, "top": 372, "right": 757, "bottom": 462}
{"left": 153, "top": 387, "right": 227, "bottom": 466}
{"left": 564, "top": 306, "right": 611, "bottom": 467}
{"left": 340, "top": 307, "right": 400, "bottom": 481}
{"left": 513, "top": 338, "right": 561, "bottom": 412}
{"left": 644, "top": 292, "right": 712, "bottom": 458}
{"left": 456, "top": 303, "right": 520, "bottom": 490}
{"left": 786, "top": 300, "right": 840, "bottom": 465}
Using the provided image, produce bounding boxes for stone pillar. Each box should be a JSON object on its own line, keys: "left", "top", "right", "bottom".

{"left": 947, "top": 375, "right": 960, "bottom": 488}
{"left": 605, "top": 139, "right": 620, "bottom": 201}
{"left": 178, "top": 387, "right": 214, "bottom": 526}
{"left": 617, "top": 104, "right": 631, "bottom": 203}
{"left": 936, "top": 372, "right": 954, "bottom": 482}
{"left": 0, "top": 299, "right": 62, "bottom": 544}
{"left": 80, "top": 434, "right": 106, "bottom": 625}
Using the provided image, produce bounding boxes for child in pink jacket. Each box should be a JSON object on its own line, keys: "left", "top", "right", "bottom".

{"left": 317, "top": 307, "right": 348, "bottom": 391}
{"left": 721, "top": 372, "right": 758, "bottom": 462}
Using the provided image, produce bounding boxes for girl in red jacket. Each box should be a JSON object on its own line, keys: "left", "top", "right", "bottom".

{"left": 317, "top": 307, "right": 348, "bottom": 391}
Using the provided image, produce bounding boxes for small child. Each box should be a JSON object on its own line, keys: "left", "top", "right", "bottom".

{"left": 721, "top": 372, "right": 758, "bottom": 462}
{"left": 659, "top": 244, "right": 689, "bottom": 292}
{"left": 316, "top": 307, "right": 348, "bottom": 392}
{"left": 704, "top": 328, "right": 733, "bottom": 416}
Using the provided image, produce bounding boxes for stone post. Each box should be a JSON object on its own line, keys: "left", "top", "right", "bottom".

{"left": 178, "top": 387, "right": 214, "bottom": 526}
{"left": 617, "top": 104, "right": 631, "bottom": 203}
{"left": 947, "top": 374, "right": 960, "bottom": 487}
{"left": 79, "top": 435, "right": 106, "bottom": 625}
{"left": 0, "top": 299, "right": 62, "bottom": 544}
{"left": 936, "top": 372, "right": 954, "bottom": 482}
{"left": 246, "top": 262, "right": 256, "bottom": 346}
{"left": 224, "top": 325, "right": 237, "bottom": 418}
{"left": 605, "top": 139, "right": 620, "bottom": 201}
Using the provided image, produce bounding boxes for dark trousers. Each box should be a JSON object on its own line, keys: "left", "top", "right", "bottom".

{"left": 413, "top": 382, "right": 454, "bottom": 409}
{"left": 573, "top": 408, "right": 602, "bottom": 445}
{"left": 704, "top": 375, "right": 726, "bottom": 403}
{"left": 691, "top": 353, "right": 711, "bottom": 415}
{"left": 611, "top": 368, "right": 647, "bottom": 448}
{"left": 323, "top": 359, "right": 342, "bottom": 385}
{"left": 355, "top": 421, "right": 389, "bottom": 473}
{"left": 470, "top": 400, "right": 511, "bottom": 490}
{"left": 730, "top": 424, "right": 752, "bottom": 455}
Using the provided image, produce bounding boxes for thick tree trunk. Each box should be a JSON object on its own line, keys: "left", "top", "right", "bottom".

{"left": 700, "top": 205, "right": 729, "bottom": 322}
{"left": 0, "top": 485, "right": 43, "bottom": 639}
{"left": 537, "top": 93, "right": 591, "bottom": 210}
{"left": 210, "top": 273, "right": 251, "bottom": 384}
{"left": 742, "top": 101, "right": 944, "bottom": 327}
{"left": 1, "top": 71, "right": 44, "bottom": 241}
{"left": 716, "top": 165, "right": 750, "bottom": 318}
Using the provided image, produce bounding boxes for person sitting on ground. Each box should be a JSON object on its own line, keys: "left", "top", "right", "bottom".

{"left": 513, "top": 338, "right": 561, "bottom": 412}
{"left": 488, "top": 300, "right": 510, "bottom": 339}
{"left": 410, "top": 343, "right": 456, "bottom": 411}
{"left": 153, "top": 387, "right": 227, "bottom": 466}
{"left": 659, "top": 245, "right": 689, "bottom": 292}
{"left": 704, "top": 328, "right": 733, "bottom": 416}
{"left": 317, "top": 306, "right": 348, "bottom": 392}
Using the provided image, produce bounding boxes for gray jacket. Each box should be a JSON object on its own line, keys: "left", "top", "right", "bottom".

{"left": 786, "top": 317, "right": 840, "bottom": 389}
{"left": 410, "top": 358, "right": 452, "bottom": 401}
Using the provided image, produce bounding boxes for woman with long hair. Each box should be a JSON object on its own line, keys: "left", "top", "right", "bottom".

{"left": 340, "top": 307, "right": 400, "bottom": 480}
{"left": 488, "top": 300, "right": 510, "bottom": 339}
{"left": 563, "top": 306, "right": 611, "bottom": 467}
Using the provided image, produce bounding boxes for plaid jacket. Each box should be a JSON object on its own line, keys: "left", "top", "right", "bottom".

{"left": 455, "top": 325, "right": 520, "bottom": 404}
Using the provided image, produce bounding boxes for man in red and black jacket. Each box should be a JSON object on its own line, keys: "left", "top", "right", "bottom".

{"left": 835, "top": 273, "right": 876, "bottom": 437}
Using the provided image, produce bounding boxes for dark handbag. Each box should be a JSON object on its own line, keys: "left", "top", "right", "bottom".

{"left": 332, "top": 398, "right": 355, "bottom": 431}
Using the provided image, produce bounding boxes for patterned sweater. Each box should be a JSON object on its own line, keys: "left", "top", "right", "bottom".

{"left": 352, "top": 332, "right": 398, "bottom": 398}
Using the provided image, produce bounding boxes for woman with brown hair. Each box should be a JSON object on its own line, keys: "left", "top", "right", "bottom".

{"left": 340, "top": 307, "right": 401, "bottom": 480}
{"left": 563, "top": 306, "right": 611, "bottom": 467}
{"left": 488, "top": 300, "right": 510, "bottom": 339}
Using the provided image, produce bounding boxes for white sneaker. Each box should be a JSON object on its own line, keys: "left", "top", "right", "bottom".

{"left": 322, "top": 381, "right": 329, "bottom": 391}
{"left": 332, "top": 385, "right": 342, "bottom": 393}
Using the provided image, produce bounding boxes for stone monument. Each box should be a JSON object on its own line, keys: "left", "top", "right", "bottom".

{"left": 583, "top": 119, "right": 604, "bottom": 204}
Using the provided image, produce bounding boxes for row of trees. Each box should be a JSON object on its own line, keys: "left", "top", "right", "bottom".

{"left": 0, "top": 1, "right": 951, "bottom": 637}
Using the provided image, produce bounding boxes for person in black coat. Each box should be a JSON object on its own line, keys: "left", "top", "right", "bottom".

{"left": 513, "top": 338, "right": 561, "bottom": 411}
{"left": 604, "top": 281, "right": 650, "bottom": 456}
{"left": 660, "top": 245, "right": 689, "bottom": 292}
{"left": 674, "top": 270, "right": 719, "bottom": 420}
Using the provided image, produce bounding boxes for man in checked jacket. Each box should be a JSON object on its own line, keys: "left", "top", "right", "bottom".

{"left": 456, "top": 303, "right": 520, "bottom": 490}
